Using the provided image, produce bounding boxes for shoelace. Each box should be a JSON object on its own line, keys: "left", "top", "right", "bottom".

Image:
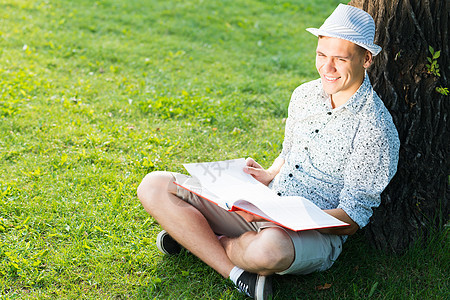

{"left": 237, "top": 281, "right": 250, "bottom": 296}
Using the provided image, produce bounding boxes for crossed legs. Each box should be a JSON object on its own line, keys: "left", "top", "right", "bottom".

{"left": 137, "top": 171, "right": 295, "bottom": 277}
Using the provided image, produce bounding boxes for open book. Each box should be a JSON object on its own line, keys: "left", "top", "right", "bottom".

{"left": 176, "top": 158, "right": 349, "bottom": 232}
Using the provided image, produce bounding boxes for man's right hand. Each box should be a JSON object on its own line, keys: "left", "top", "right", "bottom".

{"left": 234, "top": 210, "right": 266, "bottom": 222}
{"left": 243, "top": 157, "right": 284, "bottom": 186}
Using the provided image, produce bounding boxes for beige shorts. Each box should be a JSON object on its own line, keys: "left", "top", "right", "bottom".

{"left": 172, "top": 173, "right": 343, "bottom": 275}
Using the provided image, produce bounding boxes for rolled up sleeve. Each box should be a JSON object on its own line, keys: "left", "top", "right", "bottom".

{"left": 338, "top": 124, "right": 399, "bottom": 228}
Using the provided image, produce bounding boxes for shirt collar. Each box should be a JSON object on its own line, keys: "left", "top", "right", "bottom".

{"left": 343, "top": 73, "right": 373, "bottom": 114}
{"left": 320, "top": 72, "right": 373, "bottom": 114}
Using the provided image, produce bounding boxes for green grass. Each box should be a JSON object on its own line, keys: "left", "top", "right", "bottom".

{"left": 0, "top": 0, "right": 448, "bottom": 298}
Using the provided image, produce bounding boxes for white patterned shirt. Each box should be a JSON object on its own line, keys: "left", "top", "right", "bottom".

{"left": 270, "top": 74, "right": 400, "bottom": 229}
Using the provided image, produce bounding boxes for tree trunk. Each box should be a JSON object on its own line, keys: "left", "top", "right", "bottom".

{"left": 348, "top": 0, "right": 450, "bottom": 253}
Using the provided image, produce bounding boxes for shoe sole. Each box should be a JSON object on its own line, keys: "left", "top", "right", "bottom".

{"left": 255, "top": 275, "right": 273, "bottom": 300}
{"left": 156, "top": 230, "right": 171, "bottom": 255}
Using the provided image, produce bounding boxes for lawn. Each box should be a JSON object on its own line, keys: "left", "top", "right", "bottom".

{"left": 0, "top": 0, "right": 448, "bottom": 299}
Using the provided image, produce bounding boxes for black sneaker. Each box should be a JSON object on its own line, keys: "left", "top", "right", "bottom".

{"left": 156, "top": 230, "right": 182, "bottom": 255}
{"left": 235, "top": 271, "right": 272, "bottom": 300}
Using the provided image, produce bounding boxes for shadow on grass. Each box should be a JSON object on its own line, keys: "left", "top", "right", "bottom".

{"left": 135, "top": 229, "right": 448, "bottom": 299}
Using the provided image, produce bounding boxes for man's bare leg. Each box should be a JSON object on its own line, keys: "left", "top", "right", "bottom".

{"left": 137, "top": 171, "right": 235, "bottom": 278}
{"left": 220, "top": 228, "right": 295, "bottom": 275}
{"left": 138, "top": 171, "right": 294, "bottom": 277}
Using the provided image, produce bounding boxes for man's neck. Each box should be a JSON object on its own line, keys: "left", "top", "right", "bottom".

{"left": 330, "top": 93, "right": 352, "bottom": 109}
{"left": 330, "top": 77, "right": 365, "bottom": 109}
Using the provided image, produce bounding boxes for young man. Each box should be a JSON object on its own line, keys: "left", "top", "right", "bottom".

{"left": 137, "top": 4, "right": 400, "bottom": 299}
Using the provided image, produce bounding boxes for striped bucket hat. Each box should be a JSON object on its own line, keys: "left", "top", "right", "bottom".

{"left": 306, "top": 4, "right": 382, "bottom": 56}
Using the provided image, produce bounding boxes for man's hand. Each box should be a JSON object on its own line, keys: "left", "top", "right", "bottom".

{"left": 243, "top": 157, "right": 272, "bottom": 185}
{"left": 318, "top": 208, "right": 359, "bottom": 236}
{"left": 243, "top": 157, "right": 284, "bottom": 186}
{"left": 235, "top": 210, "right": 266, "bottom": 222}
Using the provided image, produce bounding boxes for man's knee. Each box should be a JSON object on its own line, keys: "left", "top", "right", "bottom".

{"left": 250, "top": 228, "right": 294, "bottom": 273}
{"left": 137, "top": 171, "right": 175, "bottom": 210}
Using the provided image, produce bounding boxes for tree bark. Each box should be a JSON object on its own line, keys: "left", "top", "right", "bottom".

{"left": 348, "top": 0, "right": 450, "bottom": 253}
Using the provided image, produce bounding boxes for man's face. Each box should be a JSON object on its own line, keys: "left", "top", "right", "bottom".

{"left": 315, "top": 36, "right": 371, "bottom": 106}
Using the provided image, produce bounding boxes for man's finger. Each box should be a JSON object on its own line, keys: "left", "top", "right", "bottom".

{"left": 245, "top": 157, "right": 256, "bottom": 166}
{"left": 245, "top": 164, "right": 265, "bottom": 175}
{"left": 245, "top": 157, "right": 262, "bottom": 169}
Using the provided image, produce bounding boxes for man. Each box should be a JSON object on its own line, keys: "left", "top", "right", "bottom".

{"left": 137, "top": 4, "right": 400, "bottom": 299}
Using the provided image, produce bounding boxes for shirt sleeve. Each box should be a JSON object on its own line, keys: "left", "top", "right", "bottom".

{"left": 337, "top": 122, "right": 400, "bottom": 228}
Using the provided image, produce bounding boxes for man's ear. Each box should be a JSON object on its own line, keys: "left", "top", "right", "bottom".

{"left": 363, "top": 51, "right": 373, "bottom": 69}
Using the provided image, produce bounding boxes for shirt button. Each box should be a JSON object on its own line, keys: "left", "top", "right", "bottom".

{"left": 304, "top": 146, "right": 308, "bottom": 150}
{"left": 295, "top": 165, "right": 299, "bottom": 169}
{"left": 327, "top": 112, "right": 332, "bottom": 115}
{"left": 277, "top": 192, "right": 282, "bottom": 196}
{"left": 315, "top": 129, "right": 319, "bottom": 133}
{"left": 289, "top": 173, "right": 293, "bottom": 177}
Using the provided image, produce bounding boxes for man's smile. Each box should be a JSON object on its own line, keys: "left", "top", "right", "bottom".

{"left": 324, "top": 75, "right": 340, "bottom": 82}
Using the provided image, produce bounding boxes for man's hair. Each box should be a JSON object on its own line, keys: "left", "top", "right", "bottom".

{"left": 354, "top": 44, "right": 369, "bottom": 57}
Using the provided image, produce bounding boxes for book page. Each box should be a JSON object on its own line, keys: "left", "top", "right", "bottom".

{"left": 183, "top": 158, "right": 275, "bottom": 203}
{"left": 234, "top": 196, "right": 348, "bottom": 231}
{"left": 175, "top": 180, "right": 229, "bottom": 210}
{"left": 182, "top": 158, "right": 348, "bottom": 231}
